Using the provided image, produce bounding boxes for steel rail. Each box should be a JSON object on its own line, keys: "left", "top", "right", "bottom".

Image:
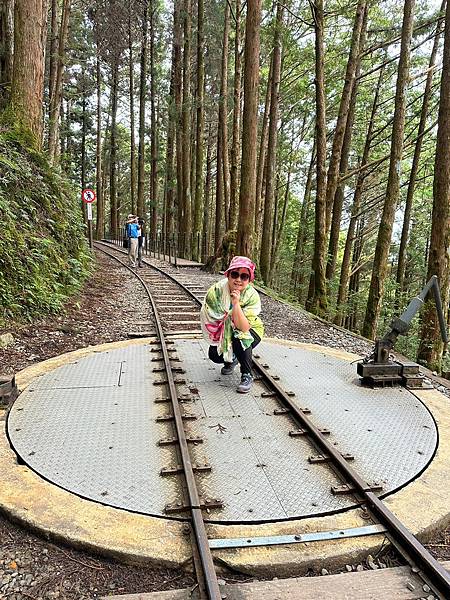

{"left": 95, "top": 245, "right": 222, "bottom": 600}
{"left": 96, "top": 242, "right": 450, "bottom": 596}
{"left": 129, "top": 253, "right": 449, "bottom": 598}
{"left": 252, "top": 364, "right": 450, "bottom": 598}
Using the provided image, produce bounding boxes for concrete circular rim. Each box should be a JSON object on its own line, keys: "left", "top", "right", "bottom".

{"left": 1, "top": 337, "right": 449, "bottom": 575}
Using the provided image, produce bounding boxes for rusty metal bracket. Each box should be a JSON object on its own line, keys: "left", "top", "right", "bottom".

{"left": 156, "top": 413, "right": 197, "bottom": 422}
{"left": 160, "top": 463, "right": 212, "bottom": 476}
{"left": 165, "top": 498, "right": 224, "bottom": 514}
{"left": 309, "top": 453, "right": 354, "bottom": 464}
{"left": 150, "top": 346, "right": 176, "bottom": 353}
{"left": 158, "top": 436, "right": 203, "bottom": 446}
{"left": 152, "top": 367, "right": 186, "bottom": 374}
{"left": 153, "top": 378, "right": 186, "bottom": 386}
{"left": 290, "top": 428, "right": 330, "bottom": 437}
{"left": 332, "top": 482, "right": 383, "bottom": 495}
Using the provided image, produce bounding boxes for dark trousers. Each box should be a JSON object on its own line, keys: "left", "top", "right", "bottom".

{"left": 208, "top": 329, "right": 261, "bottom": 375}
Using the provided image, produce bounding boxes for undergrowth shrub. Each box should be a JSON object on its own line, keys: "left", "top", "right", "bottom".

{"left": 0, "top": 128, "right": 91, "bottom": 325}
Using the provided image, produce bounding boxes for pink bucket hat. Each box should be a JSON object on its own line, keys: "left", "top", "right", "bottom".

{"left": 224, "top": 256, "right": 256, "bottom": 281}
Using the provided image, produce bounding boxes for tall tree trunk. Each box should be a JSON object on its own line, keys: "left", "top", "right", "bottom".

{"left": 11, "top": 0, "right": 47, "bottom": 147}
{"left": 334, "top": 65, "right": 384, "bottom": 326}
{"left": 81, "top": 90, "right": 87, "bottom": 192}
{"left": 95, "top": 51, "right": 103, "bottom": 240}
{"left": 291, "top": 141, "right": 315, "bottom": 292}
{"left": 254, "top": 56, "right": 273, "bottom": 248}
{"left": 59, "top": 98, "right": 65, "bottom": 158}
{"left": 236, "top": 0, "right": 262, "bottom": 258}
{"left": 324, "top": 0, "right": 366, "bottom": 237}
{"left": 163, "top": 63, "right": 176, "bottom": 247}
{"left": 150, "top": 0, "right": 158, "bottom": 240}
{"left": 417, "top": 0, "right": 450, "bottom": 370}
{"left": 193, "top": 0, "right": 205, "bottom": 260}
{"left": 229, "top": 0, "right": 242, "bottom": 231}
{"left": 396, "top": 2, "right": 445, "bottom": 300}
{"left": 62, "top": 97, "right": 71, "bottom": 167}
{"left": 305, "top": 0, "right": 327, "bottom": 315}
{"left": 214, "top": 122, "right": 224, "bottom": 253}
{"left": 203, "top": 124, "right": 213, "bottom": 259}
{"left": 326, "top": 4, "right": 368, "bottom": 281}
{"left": 270, "top": 167, "right": 291, "bottom": 284}
{"left": 129, "top": 12, "right": 137, "bottom": 215}
{"left": 48, "top": 0, "right": 58, "bottom": 138}
{"left": 109, "top": 58, "right": 119, "bottom": 237}
{"left": 0, "top": 0, "right": 14, "bottom": 109}
{"left": 48, "top": 0, "right": 71, "bottom": 162}
{"left": 219, "top": 1, "right": 230, "bottom": 230}
{"left": 181, "top": 0, "right": 192, "bottom": 256}
{"left": 100, "top": 89, "right": 112, "bottom": 236}
{"left": 173, "top": 0, "right": 183, "bottom": 245}
{"left": 137, "top": 0, "right": 149, "bottom": 220}
{"left": 362, "top": 0, "right": 415, "bottom": 339}
{"left": 346, "top": 217, "right": 364, "bottom": 331}
{"left": 260, "top": 2, "right": 284, "bottom": 282}
{"left": 80, "top": 88, "right": 87, "bottom": 227}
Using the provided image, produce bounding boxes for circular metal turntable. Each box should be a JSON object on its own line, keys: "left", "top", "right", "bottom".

{"left": 7, "top": 339, "right": 438, "bottom": 523}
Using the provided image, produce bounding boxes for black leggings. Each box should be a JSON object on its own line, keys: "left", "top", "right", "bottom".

{"left": 208, "top": 329, "right": 261, "bottom": 375}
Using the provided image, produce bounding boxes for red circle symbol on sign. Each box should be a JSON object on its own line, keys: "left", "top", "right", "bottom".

{"left": 82, "top": 189, "right": 96, "bottom": 203}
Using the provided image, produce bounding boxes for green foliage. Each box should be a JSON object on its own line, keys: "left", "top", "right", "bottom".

{"left": 0, "top": 130, "right": 91, "bottom": 325}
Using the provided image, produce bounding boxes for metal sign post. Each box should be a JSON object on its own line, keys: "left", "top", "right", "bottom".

{"left": 82, "top": 189, "right": 96, "bottom": 250}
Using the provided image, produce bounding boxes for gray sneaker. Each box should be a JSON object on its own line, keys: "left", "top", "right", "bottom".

{"left": 221, "top": 357, "right": 238, "bottom": 375}
{"left": 237, "top": 374, "right": 253, "bottom": 393}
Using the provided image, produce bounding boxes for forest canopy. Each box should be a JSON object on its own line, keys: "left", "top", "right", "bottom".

{"left": 0, "top": 0, "right": 449, "bottom": 370}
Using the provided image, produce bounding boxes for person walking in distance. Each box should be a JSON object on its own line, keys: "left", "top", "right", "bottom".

{"left": 126, "top": 214, "right": 139, "bottom": 268}
{"left": 200, "top": 256, "right": 264, "bottom": 393}
{"left": 137, "top": 217, "right": 145, "bottom": 267}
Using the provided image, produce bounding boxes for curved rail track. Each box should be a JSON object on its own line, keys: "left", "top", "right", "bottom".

{"left": 95, "top": 241, "right": 450, "bottom": 599}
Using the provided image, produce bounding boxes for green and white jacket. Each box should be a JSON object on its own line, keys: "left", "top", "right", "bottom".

{"left": 200, "top": 278, "right": 264, "bottom": 362}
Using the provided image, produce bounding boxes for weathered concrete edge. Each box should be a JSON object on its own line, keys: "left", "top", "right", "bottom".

{"left": 0, "top": 338, "right": 448, "bottom": 577}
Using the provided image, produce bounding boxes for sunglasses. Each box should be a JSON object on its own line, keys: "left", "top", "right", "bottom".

{"left": 229, "top": 270, "right": 250, "bottom": 282}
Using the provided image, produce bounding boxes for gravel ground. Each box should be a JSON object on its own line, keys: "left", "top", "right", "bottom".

{"left": 0, "top": 249, "right": 448, "bottom": 599}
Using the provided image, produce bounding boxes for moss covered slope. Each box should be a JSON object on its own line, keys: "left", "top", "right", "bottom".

{"left": 0, "top": 130, "right": 91, "bottom": 325}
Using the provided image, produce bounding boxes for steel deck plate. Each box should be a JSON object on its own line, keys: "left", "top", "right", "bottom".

{"left": 7, "top": 340, "right": 437, "bottom": 523}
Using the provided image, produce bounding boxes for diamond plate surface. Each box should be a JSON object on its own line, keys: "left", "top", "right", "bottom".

{"left": 175, "top": 338, "right": 437, "bottom": 522}
{"left": 253, "top": 343, "right": 437, "bottom": 492}
{"left": 7, "top": 339, "right": 438, "bottom": 523}
{"left": 8, "top": 345, "right": 180, "bottom": 515}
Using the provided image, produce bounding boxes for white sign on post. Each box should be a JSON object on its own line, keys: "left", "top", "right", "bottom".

{"left": 87, "top": 203, "right": 93, "bottom": 220}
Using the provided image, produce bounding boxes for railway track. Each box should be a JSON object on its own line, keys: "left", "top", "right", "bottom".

{"left": 94, "top": 242, "right": 450, "bottom": 599}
